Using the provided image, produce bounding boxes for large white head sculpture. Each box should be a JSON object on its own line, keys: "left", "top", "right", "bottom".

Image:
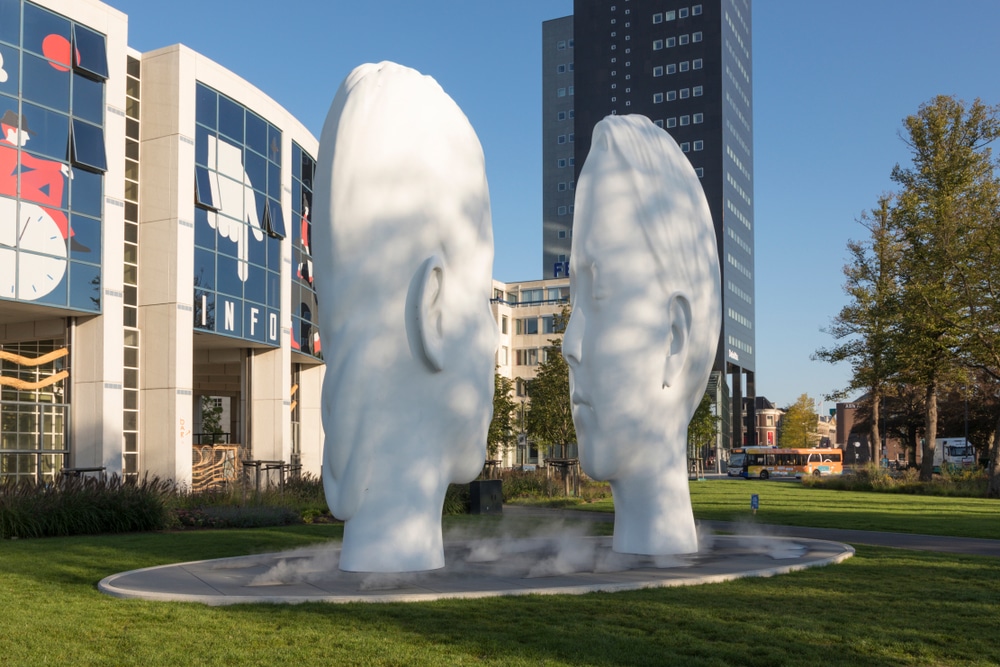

{"left": 311, "top": 62, "right": 497, "bottom": 572}
{"left": 563, "top": 114, "right": 721, "bottom": 556}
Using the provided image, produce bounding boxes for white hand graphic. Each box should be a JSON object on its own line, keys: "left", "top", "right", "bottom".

{"left": 207, "top": 135, "right": 264, "bottom": 281}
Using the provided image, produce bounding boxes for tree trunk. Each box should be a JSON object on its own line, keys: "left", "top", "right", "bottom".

{"left": 987, "top": 412, "right": 1000, "bottom": 498}
{"left": 870, "top": 393, "right": 882, "bottom": 466}
{"left": 907, "top": 424, "right": 919, "bottom": 468}
{"left": 920, "top": 382, "right": 938, "bottom": 481}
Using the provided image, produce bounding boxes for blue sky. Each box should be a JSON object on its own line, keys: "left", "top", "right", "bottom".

{"left": 105, "top": 0, "right": 1000, "bottom": 411}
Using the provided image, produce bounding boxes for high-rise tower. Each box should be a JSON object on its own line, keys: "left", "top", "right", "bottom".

{"left": 543, "top": 1, "right": 755, "bottom": 451}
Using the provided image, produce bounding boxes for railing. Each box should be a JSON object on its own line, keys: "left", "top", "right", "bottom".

{"left": 490, "top": 297, "right": 570, "bottom": 308}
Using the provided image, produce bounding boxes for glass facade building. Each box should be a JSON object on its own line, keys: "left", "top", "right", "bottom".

{"left": 543, "top": 0, "right": 756, "bottom": 452}
{"left": 0, "top": 0, "right": 324, "bottom": 486}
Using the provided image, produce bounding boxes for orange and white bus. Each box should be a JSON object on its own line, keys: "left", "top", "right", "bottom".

{"left": 737, "top": 447, "right": 843, "bottom": 480}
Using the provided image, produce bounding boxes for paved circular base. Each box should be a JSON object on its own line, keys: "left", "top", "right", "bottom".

{"left": 99, "top": 533, "right": 853, "bottom": 605}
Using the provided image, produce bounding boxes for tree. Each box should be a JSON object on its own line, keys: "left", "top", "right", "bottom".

{"left": 687, "top": 389, "right": 718, "bottom": 465}
{"left": 487, "top": 372, "right": 517, "bottom": 461}
{"left": 200, "top": 396, "right": 224, "bottom": 440}
{"left": 778, "top": 394, "right": 819, "bottom": 449}
{"left": 890, "top": 96, "right": 998, "bottom": 480}
{"left": 814, "top": 195, "right": 903, "bottom": 464}
{"left": 525, "top": 309, "right": 575, "bottom": 459}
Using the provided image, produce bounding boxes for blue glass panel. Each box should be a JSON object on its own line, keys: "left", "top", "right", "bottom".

{"left": 291, "top": 182, "right": 302, "bottom": 218}
{"left": 70, "top": 167, "right": 101, "bottom": 217}
{"left": 194, "top": 207, "right": 215, "bottom": 250}
{"left": 215, "top": 215, "right": 239, "bottom": 257}
{"left": 216, "top": 254, "right": 242, "bottom": 298}
{"left": 265, "top": 197, "right": 285, "bottom": 239}
{"left": 23, "top": 4, "right": 70, "bottom": 62}
{"left": 68, "top": 214, "right": 99, "bottom": 261}
{"left": 68, "top": 260, "right": 100, "bottom": 311}
{"left": 71, "top": 24, "right": 107, "bottom": 81}
{"left": 194, "top": 166, "right": 216, "bottom": 210}
{"left": 193, "top": 289, "right": 215, "bottom": 330}
{"left": 195, "top": 125, "right": 210, "bottom": 167}
{"left": 244, "top": 302, "right": 269, "bottom": 342}
{"left": 216, "top": 175, "right": 243, "bottom": 221}
{"left": 22, "top": 52, "right": 70, "bottom": 110}
{"left": 267, "top": 161, "right": 280, "bottom": 199}
{"left": 245, "top": 111, "right": 267, "bottom": 157}
{"left": 244, "top": 149, "right": 266, "bottom": 193}
{"left": 247, "top": 206, "right": 266, "bottom": 266}
{"left": 266, "top": 308, "right": 280, "bottom": 345}
{"left": 266, "top": 269, "right": 280, "bottom": 309}
{"left": 20, "top": 250, "right": 68, "bottom": 305}
{"left": 0, "top": 0, "right": 20, "bottom": 47}
{"left": 217, "top": 95, "right": 243, "bottom": 143}
{"left": 72, "top": 73, "right": 103, "bottom": 124}
{"left": 267, "top": 124, "right": 281, "bottom": 164}
{"left": 20, "top": 102, "right": 69, "bottom": 161}
{"left": 291, "top": 143, "right": 301, "bottom": 181}
{"left": 195, "top": 84, "right": 217, "bottom": 130}
{"left": 266, "top": 235, "right": 281, "bottom": 272}
{"left": 300, "top": 151, "right": 315, "bottom": 190}
{"left": 215, "top": 295, "right": 242, "bottom": 337}
{"left": 291, "top": 315, "right": 305, "bottom": 351}
{"left": 243, "top": 262, "right": 266, "bottom": 305}
{"left": 0, "top": 99, "right": 18, "bottom": 200}
{"left": 70, "top": 119, "right": 106, "bottom": 172}
{"left": 0, "top": 45, "right": 19, "bottom": 97}
{"left": 299, "top": 188, "right": 311, "bottom": 228}
{"left": 193, "top": 247, "right": 216, "bottom": 291}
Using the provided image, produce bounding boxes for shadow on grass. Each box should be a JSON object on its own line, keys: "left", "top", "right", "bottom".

{"left": 210, "top": 545, "right": 1000, "bottom": 667}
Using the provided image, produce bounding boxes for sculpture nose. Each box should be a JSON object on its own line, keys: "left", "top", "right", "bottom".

{"left": 562, "top": 310, "right": 582, "bottom": 366}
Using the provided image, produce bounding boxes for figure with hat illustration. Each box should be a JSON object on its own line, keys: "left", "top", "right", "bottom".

{"left": 0, "top": 109, "right": 84, "bottom": 251}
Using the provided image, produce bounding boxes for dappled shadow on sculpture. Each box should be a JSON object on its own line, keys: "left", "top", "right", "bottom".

{"left": 564, "top": 115, "right": 722, "bottom": 556}
{"left": 311, "top": 62, "right": 497, "bottom": 572}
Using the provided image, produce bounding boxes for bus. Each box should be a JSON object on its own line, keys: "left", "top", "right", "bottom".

{"left": 737, "top": 447, "right": 843, "bottom": 480}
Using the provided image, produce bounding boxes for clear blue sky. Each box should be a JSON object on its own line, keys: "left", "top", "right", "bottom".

{"left": 105, "top": 0, "right": 1000, "bottom": 411}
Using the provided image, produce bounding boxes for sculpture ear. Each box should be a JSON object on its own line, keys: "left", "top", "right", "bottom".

{"left": 663, "top": 292, "right": 692, "bottom": 388}
{"left": 413, "top": 255, "right": 445, "bottom": 372}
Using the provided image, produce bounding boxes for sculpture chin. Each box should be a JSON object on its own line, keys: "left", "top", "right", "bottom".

{"left": 572, "top": 404, "right": 618, "bottom": 481}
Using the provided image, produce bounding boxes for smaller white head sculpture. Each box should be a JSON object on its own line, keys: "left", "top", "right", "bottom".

{"left": 311, "top": 62, "right": 497, "bottom": 572}
{"left": 563, "top": 114, "right": 721, "bottom": 555}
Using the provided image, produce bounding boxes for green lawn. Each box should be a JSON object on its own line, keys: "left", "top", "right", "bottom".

{"left": 1, "top": 484, "right": 999, "bottom": 666}
{"left": 567, "top": 479, "right": 1000, "bottom": 540}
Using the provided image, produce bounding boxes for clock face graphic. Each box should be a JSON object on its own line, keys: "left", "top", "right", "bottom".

{"left": 0, "top": 201, "right": 68, "bottom": 301}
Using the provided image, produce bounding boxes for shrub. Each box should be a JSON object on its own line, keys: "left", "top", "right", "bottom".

{"left": 0, "top": 473, "right": 172, "bottom": 539}
{"left": 443, "top": 483, "right": 470, "bottom": 515}
{"left": 803, "top": 463, "right": 989, "bottom": 497}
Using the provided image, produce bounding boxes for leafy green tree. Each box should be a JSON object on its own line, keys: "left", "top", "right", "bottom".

{"left": 525, "top": 308, "right": 575, "bottom": 459}
{"left": 687, "top": 389, "right": 718, "bottom": 462}
{"left": 815, "top": 195, "right": 903, "bottom": 464}
{"left": 487, "top": 372, "right": 517, "bottom": 461}
{"left": 778, "top": 394, "right": 819, "bottom": 449}
{"left": 890, "top": 96, "right": 997, "bottom": 480}
{"left": 200, "top": 396, "right": 224, "bottom": 438}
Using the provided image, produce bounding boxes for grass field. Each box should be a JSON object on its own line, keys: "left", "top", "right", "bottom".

{"left": 565, "top": 479, "right": 1000, "bottom": 540}
{"left": 1, "top": 482, "right": 998, "bottom": 666}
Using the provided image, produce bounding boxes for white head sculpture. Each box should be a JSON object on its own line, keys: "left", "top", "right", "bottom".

{"left": 563, "top": 114, "right": 721, "bottom": 556}
{"left": 311, "top": 62, "right": 497, "bottom": 572}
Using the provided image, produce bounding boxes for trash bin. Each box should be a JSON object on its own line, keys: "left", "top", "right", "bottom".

{"left": 469, "top": 479, "right": 502, "bottom": 514}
